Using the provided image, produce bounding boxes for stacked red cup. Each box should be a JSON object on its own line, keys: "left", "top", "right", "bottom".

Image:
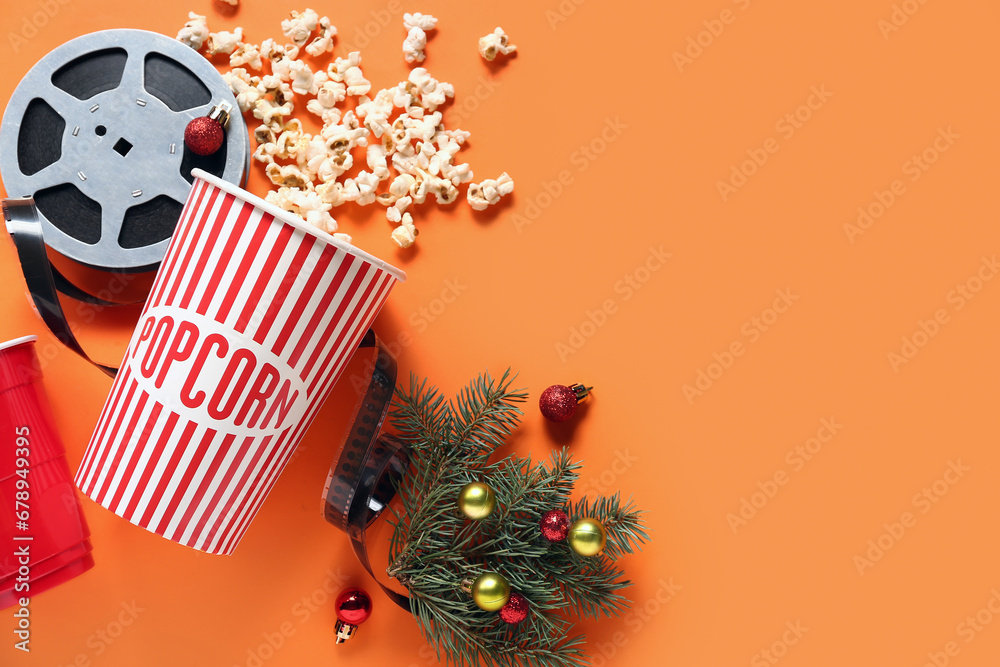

{"left": 0, "top": 336, "right": 94, "bottom": 608}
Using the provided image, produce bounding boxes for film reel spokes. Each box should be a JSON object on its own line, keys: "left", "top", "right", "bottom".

{"left": 0, "top": 29, "right": 249, "bottom": 272}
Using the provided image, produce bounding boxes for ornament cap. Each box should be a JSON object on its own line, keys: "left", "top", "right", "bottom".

{"left": 207, "top": 100, "right": 233, "bottom": 130}
{"left": 568, "top": 383, "right": 593, "bottom": 403}
{"left": 334, "top": 620, "right": 357, "bottom": 644}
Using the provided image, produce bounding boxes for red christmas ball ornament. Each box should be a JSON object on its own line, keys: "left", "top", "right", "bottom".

{"left": 184, "top": 117, "right": 223, "bottom": 156}
{"left": 334, "top": 587, "right": 372, "bottom": 644}
{"left": 499, "top": 592, "right": 529, "bottom": 624}
{"left": 184, "top": 101, "right": 232, "bottom": 156}
{"left": 540, "top": 509, "right": 570, "bottom": 542}
{"left": 539, "top": 383, "right": 592, "bottom": 422}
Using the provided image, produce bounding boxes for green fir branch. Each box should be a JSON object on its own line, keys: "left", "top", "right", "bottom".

{"left": 451, "top": 369, "right": 527, "bottom": 462}
{"left": 392, "top": 374, "right": 453, "bottom": 450}
{"left": 386, "top": 369, "right": 651, "bottom": 667}
{"left": 572, "top": 495, "right": 650, "bottom": 560}
{"left": 544, "top": 553, "right": 634, "bottom": 620}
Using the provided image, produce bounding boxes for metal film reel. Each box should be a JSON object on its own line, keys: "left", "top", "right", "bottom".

{"left": 0, "top": 29, "right": 249, "bottom": 271}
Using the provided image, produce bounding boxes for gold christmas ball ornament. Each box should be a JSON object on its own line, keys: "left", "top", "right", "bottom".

{"left": 568, "top": 518, "right": 607, "bottom": 557}
{"left": 458, "top": 482, "right": 496, "bottom": 520}
{"left": 471, "top": 572, "right": 511, "bottom": 611}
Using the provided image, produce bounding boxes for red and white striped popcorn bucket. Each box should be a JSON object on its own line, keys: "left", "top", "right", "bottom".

{"left": 74, "top": 169, "right": 405, "bottom": 555}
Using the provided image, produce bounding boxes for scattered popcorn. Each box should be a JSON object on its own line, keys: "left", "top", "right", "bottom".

{"left": 230, "top": 42, "right": 263, "bottom": 70}
{"left": 478, "top": 27, "right": 516, "bottom": 61}
{"left": 468, "top": 173, "right": 514, "bottom": 211}
{"left": 306, "top": 81, "right": 345, "bottom": 127}
{"left": 258, "top": 74, "right": 293, "bottom": 101}
{"left": 433, "top": 133, "right": 473, "bottom": 185}
{"left": 272, "top": 119, "right": 309, "bottom": 161}
{"left": 287, "top": 59, "right": 318, "bottom": 96}
{"left": 266, "top": 46, "right": 298, "bottom": 82}
{"left": 350, "top": 171, "right": 381, "bottom": 205}
{"left": 252, "top": 125, "right": 278, "bottom": 163}
{"left": 298, "top": 133, "right": 329, "bottom": 172}
{"left": 265, "top": 186, "right": 294, "bottom": 208}
{"left": 223, "top": 68, "right": 261, "bottom": 112}
{"left": 281, "top": 9, "right": 320, "bottom": 47}
{"left": 429, "top": 176, "right": 459, "bottom": 205}
{"left": 390, "top": 212, "right": 417, "bottom": 248}
{"left": 406, "top": 68, "right": 454, "bottom": 111}
{"left": 269, "top": 187, "right": 339, "bottom": 235}
{"left": 402, "top": 27, "right": 427, "bottom": 63}
{"left": 316, "top": 181, "right": 347, "bottom": 205}
{"left": 404, "top": 12, "right": 438, "bottom": 32}
{"left": 356, "top": 88, "right": 394, "bottom": 138}
{"left": 385, "top": 195, "right": 412, "bottom": 220}
{"left": 402, "top": 13, "right": 437, "bottom": 64}
{"left": 260, "top": 38, "right": 299, "bottom": 63}
{"left": 306, "top": 16, "right": 336, "bottom": 57}
{"left": 182, "top": 9, "right": 514, "bottom": 248}
{"left": 265, "top": 163, "right": 312, "bottom": 188}
{"left": 367, "top": 143, "right": 391, "bottom": 180}
{"left": 253, "top": 98, "right": 293, "bottom": 131}
{"left": 177, "top": 12, "right": 209, "bottom": 50}
{"left": 314, "top": 79, "right": 346, "bottom": 108}
{"left": 391, "top": 176, "right": 415, "bottom": 198}
{"left": 206, "top": 27, "right": 243, "bottom": 56}
{"left": 332, "top": 52, "right": 372, "bottom": 97}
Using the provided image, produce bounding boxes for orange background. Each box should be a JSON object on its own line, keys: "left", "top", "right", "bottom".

{"left": 1, "top": 0, "right": 999, "bottom": 665}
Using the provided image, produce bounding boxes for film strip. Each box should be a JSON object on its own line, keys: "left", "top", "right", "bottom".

{"left": 3, "top": 199, "right": 117, "bottom": 376}
{"left": 322, "top": 331, "right": 411, "bottom": 611}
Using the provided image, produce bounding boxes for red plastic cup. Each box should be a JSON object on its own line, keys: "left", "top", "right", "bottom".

{"left": 75, "top": 169, "right": 406, "bottom": 555}
{"left": 0, "top": 336, "right": 94, "bottom": 609}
